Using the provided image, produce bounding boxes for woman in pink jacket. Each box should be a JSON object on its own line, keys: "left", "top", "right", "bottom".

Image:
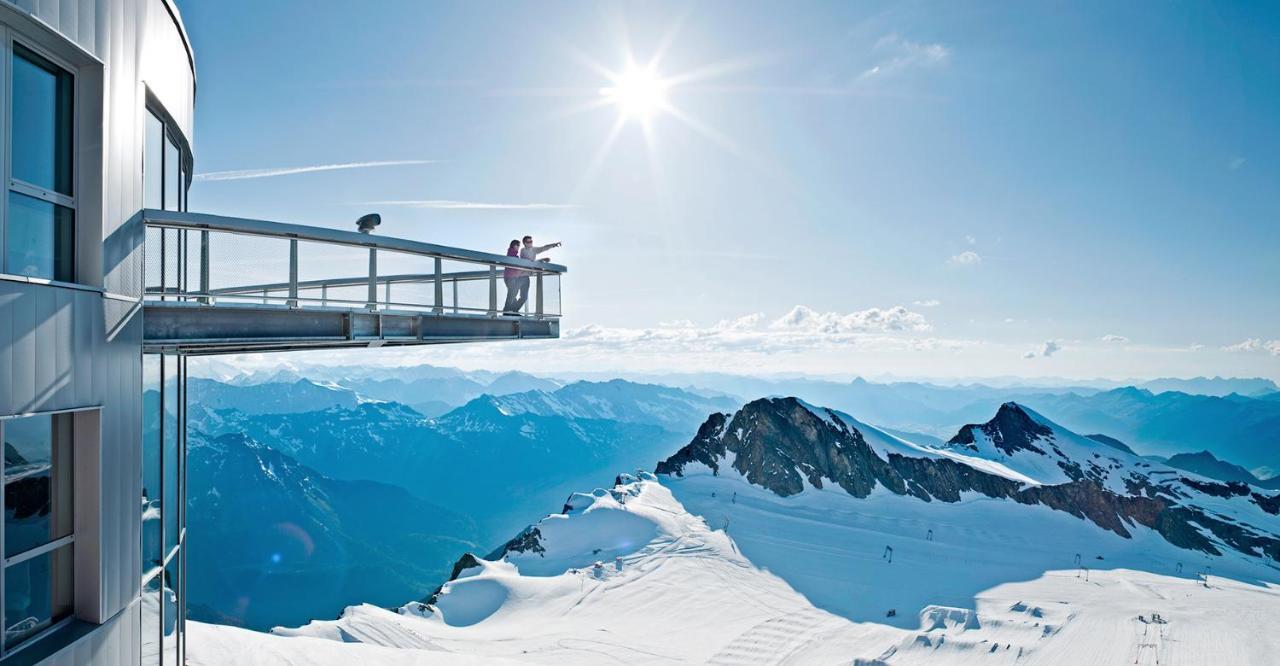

{"left": 502, "top": 239, "right": 522, "bottom": 313}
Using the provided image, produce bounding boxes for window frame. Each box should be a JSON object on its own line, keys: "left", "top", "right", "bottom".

{"left": 141, "top": 353, "right": 186, "bottom": 666}
{"left": 143, "top": 100, "right": 191, "bottom": 305}
{"left": 0, "top": 408, "right": 90, "bottom": 659}
{"left": 1, "top": 28, "right": 79, "bottom": 285}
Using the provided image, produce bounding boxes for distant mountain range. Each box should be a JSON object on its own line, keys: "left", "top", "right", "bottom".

{"left": 1163, "top": 450, "right": 1280, "bottom": 490}
{"left": 573, "top": 376, "right": 1280, "bottom": 474}
{"left": 1010, "top": 388, "right": 1280, "bottom": 471}
{"left": 188, "top": 378, "right": 737, "bottom": 543}
{"left": 1137, "top": 376, "right": 1279, "bottom": 397}
{"left": 184, "top": 429, "right": 477, "bottom": 632}
{"left": 187, "top": 377, "right": 362, "bottom": 415}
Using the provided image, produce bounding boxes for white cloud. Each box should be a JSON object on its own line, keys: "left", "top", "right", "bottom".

{"left": 860, "top": 34, "right": 950, "bottom": 80}
{"left": 772, "top": 305, "right": 932, "bottom": 333}
{"left": 965, "top": 235, "right": 977, "bottom": 245}
{"left": 912, "top": 299, "right": 941, "bottom": 307}
{"left": 1101, "top": 334, "right": 1129, "bottom": 344}
{"left": 357, "top": 200, "right": 578, "bottom": 210}
{"left": 1023, "top": 340, "right": 1062, "bottom": 359}
{"left": 1223, "top": 338, "right": 1280, "bottom": 355}
{"left": 542, "top": 305, "right": 946, "bottom": 361}
{"left": 713, "top": 312, "right": 767, "bottom": 331}
{"left": 195, "top": 159, "right": 437, "bottom": 181}
{"left": 947, "top": 251, "right": 982, "bottom": 266}
{"left": 1224, "top": 339, "right": 1262, "bottom": 353}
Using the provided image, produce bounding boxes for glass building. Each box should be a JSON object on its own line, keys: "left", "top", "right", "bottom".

{"left": 0, "top": 1, "right": 563, "bottom": 664}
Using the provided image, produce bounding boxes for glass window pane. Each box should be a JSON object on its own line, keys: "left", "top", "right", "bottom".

{"left": 3, "top": 544, "right": 73, "bottom": 650}
{"left": 143, "top": 355, "right": 163, "bottom": 575}
{"left": 141, "top": 573, "right": 161, "bottom": 665}
{"left": 11, "top": 46, "right": 73, "bottom": 195}
{"left": 145, "top": 112, "right": 164, "bottom": 209}
{"left": 164, "top": 136, "right": 179, "bottom": 212}
{"left": 3, "top": 414, "right": 73, "bottom": 558}
{"left": 162, "top": 557, "right": 179, "bottom": 663}
{"left": 163, "top": 357, "right": 179, "bottom": 555}
{"left": 177, "top": 549, "right": 185, "bottom": 665}
{"left": 5, "top": 192, "right": 74, "bottom": 282}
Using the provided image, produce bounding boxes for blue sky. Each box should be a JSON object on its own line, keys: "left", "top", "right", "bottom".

{"left": 175, "top": 1, "right": 1279, "bottom": 380}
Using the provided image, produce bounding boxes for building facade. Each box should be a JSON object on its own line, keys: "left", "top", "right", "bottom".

{"left": 0, "top": 2, "right": 563, "bottom": 664}
{"left": 0, "top": 0, "right": 193, "bottom": 663}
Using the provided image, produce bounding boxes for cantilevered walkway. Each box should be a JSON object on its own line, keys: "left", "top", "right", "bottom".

{"left": 139, "top": 210, "right": 565, "bottom": 354}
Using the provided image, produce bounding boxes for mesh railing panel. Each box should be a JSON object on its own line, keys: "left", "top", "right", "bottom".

{"left": 206, "top": 232, "right": 290, "bottom": 295}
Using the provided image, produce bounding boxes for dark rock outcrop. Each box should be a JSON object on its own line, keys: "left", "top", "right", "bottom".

{"left": 655, "top": 413, "right": 730, "bottom": 477}
{"left": 948, "top": 403, "right": 1052, "bottom": 456}
{"left": 489, "top": 526, "right": 545, "bottom": 559}
{"left": 422, "top": 553, "right": 484, "bottom": 606}
{"left": 1253, "top": 492, "right": 1280, "bottom": 515}
{"left": 1179, "top": 477, "right": 1251, "bottom": 498}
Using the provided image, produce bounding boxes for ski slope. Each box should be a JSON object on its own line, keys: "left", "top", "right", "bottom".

{"left": 189, "top": 474, "right": 1280, "bottom": 665}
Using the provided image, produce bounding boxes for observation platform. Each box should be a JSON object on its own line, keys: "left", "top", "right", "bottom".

{"left": 139, "top": 210, "right": 565, "bottom": 355}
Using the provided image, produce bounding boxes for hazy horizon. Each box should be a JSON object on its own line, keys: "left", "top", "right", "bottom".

{"left": 189, "top": 354, "right": 1280, "bottom": 390}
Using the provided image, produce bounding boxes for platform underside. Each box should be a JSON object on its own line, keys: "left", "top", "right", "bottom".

{"left": 142, "top": 303, "right": 559, "bottom": 355}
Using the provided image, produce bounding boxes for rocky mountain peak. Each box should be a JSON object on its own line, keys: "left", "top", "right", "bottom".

{"left": 656, "top": 397, "right": 902, "bottom": 498}
{"left": 947, "top": 402, "right": 1052, "bottom": 456}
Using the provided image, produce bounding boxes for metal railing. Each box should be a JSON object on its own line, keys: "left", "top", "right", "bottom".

{"left": 141, "top": 210, "right": 565, "bottom": 318}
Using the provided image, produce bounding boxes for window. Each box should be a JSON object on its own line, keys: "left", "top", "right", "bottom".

{"left": 142, "top": 354, "right": 185, "bottom": 666}
{"left": 142, "top": 356, "right": 162, "bottom": 577}
{"left": 144, "top": 111, "right": 164, "bottom": 210}
{"left": 1, "top": 413, "right": 75, "bottom": 654}
{"left": 4, "top": 42, "right": 76, "bottom": 283}
{"left": 143, "top": 105, "right": 191, "bottom": 302}
{"left": 143, "top": 107, "right": 187, "bottom": 213}
{"left": 163, "top": 136, "right": 179, "bottom": 213}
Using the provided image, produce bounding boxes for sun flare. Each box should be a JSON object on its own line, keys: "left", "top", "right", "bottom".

{"left": 600, "top": 66, "right": 670, "bottom": 120}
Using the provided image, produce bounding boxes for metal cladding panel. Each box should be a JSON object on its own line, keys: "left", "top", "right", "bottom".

{"left": 0, "top": 1, "right": 188, "bottom": 662}
{"left": 0, "top": 283, "right": 143, "bottom": 624}
{"left": 37, "top": 603, "right": 141, "bottom": 665}
{"left": 141, "top": 0, "right": 193, "bottom": 139}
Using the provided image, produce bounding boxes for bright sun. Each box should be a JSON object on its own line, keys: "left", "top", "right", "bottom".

{"left": 600, "top": 66, "right": 670, "bottom": 120}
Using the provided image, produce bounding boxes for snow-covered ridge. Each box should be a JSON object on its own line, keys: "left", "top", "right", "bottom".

{"left": 192, "top": 469, "right": 1280, "bottom": 665}
{"left": 185, "top": 396, "right": 1280, "bottom": 665}
{"left": 657, "top": 397, "right": 1280, "bottom": 561}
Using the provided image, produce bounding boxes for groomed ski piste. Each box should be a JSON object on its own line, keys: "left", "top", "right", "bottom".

{"left": 189, "top": 403, "right": 1280, "bottom": 665}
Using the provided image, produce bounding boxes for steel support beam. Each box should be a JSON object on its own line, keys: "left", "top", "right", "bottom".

{"left": 142, "top": 303, "right": 558, "bottom": 355}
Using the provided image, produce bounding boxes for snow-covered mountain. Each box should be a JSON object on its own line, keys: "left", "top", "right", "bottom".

{"left": 469, "top": 379, "right": 739, "bottom": 433}
{"left": 188, "top": 377, "right": 364, "bottom": 415}
{"left": 659, "top": 399, "right": 1279, "bottom": 560}
{"left": 191, "top": 398, "right": 1280, "bottom": 664}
